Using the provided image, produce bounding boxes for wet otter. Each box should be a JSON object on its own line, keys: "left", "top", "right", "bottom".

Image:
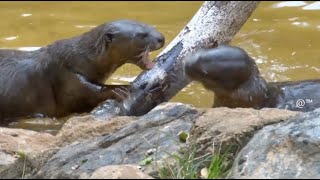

{"left": 184, "top": 45, "right": 320, "bottom": 112}
{"left": 0, "top": 19, "right": 165, "bottom": 122}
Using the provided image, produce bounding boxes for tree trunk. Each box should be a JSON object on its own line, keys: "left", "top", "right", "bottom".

{"left": 120, "top": 1, "right": 260, "bottom": 116}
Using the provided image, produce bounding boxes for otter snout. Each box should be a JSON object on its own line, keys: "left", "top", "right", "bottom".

{"left": 183, "top": 50, "right": 208, "bottom": 80}
{"left": 150, "top": 31, "right": 165, "bottom": 51}
{"left": 183, "top": 45, "right": 256, "bottom": 90}
{"left": 102, "top": 20, "right": 166, "bottom": 70}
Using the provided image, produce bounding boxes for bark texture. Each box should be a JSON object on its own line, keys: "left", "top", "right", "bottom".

{"left": 121, "top": 1, "right": 260, "bottom": 116}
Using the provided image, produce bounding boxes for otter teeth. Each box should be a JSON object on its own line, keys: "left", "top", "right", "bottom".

{"left": 142, "top": 52, "right": 155, "bottom": 69}
{"left": 142, "top": 52, "right": 151, "bottom": 62}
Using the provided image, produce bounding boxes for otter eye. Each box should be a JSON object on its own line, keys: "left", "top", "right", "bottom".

{"left": 136, "top": 32, "right": 148, "bottom": 39}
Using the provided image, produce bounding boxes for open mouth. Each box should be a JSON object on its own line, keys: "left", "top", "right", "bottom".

{"left": 141, "top": 51, "right": 155, "bottom": 69}
{"left": 136, "top": 47, "right": 157, "bottom": 70}
{"left": 135, "top": 40, "right": 165, "bottom": 70}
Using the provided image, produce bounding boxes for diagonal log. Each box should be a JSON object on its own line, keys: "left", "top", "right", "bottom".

{"left": 102, "top": 1, "right": 260, "bottom": 116}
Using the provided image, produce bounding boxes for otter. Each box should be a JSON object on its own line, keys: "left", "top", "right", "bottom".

{"left": 0, "top": 19, "right": 165, "bottom": 123}
{"left": 183, "top": 45, "right": 320, "bottom": 112}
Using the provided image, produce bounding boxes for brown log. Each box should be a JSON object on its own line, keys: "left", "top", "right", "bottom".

{"left": 108, "top": 1, "right": 260, "bottom": 116}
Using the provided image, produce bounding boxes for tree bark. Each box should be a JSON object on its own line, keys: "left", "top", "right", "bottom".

{"left": 120, "top": 1, "right": 260, "bottom": 116}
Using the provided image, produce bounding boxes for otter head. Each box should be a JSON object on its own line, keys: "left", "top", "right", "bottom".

{"left": 94, "top": 19, "right": 165, "bottom": 71}
{"left": 183, "top": 45, "right": 254, "bottom": 91}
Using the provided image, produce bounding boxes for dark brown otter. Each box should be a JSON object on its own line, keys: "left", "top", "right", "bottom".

{"left": 0, "top": 19, "right": 165, "bottom": 123}
{"left": 184, "top": 45, "right": 320, "bottom": 112}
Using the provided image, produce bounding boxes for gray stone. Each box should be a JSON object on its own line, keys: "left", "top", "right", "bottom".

{"left": 0, "top": 103, "right": 302, "bottom": 179}
{"left": 188, "top": 107, "right": 299, "bottom": 159}
{"left": 141, "top": 107, "right": 299, "bottom": 177}
{"left": 34, "top": 103, "right": 198, "bottom": 178}
{"left": 228, "top": 108, "right": 320, "bottom": 179}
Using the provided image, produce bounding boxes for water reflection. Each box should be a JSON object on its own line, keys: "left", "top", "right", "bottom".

{"left": 303, "top": 2, "right": 320, "bottom": 10}
{"left": 75, "top": 25, "right": 96, "bottom": 29}
{"left": 4, "top": 36, "right": 18, "bottom": 41}
{"left": 291, "top": 21, "right": 310, "bottom": 27}
{"left": 8, "top": 117, "right": 67, "bottom": 135}
{"left": 21, "top": 13, "right": 32, "bottom": 17}
{"left": 17, "top": 47, "right": 40, "bottom": 51}
{"left": 272, "top": 1, "right": 307, "bottom": 8}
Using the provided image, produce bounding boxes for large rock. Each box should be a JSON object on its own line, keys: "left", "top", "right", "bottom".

{"left": 34, "top": 103, "right": 198, "bottom": 178}
{"left": 33, "top": 103, "right": 299, "bottom": 179}
{"left": 1, "top": 102, "right": 301, "bottom": 179}
{"left": 0, "top": 114, "right": 135, "bottom": 179}
{"left": 0, "top": 128, "right": 57, "bottom": 179}
{"left": 228, "top": 108, "right": 320, "bottom": 179}
{"left": 188, "top": 107, "right": 299, "bottom": 160}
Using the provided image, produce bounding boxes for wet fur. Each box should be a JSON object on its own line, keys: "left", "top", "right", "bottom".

{"left": 0, "top": 20, "right": 164, "bottom": 122}
{"left": 184, "top": 45, "right": 320, "bottom": 112}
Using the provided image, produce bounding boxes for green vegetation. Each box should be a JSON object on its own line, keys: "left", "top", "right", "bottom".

{"left": 158, "top": 147, "right": 232, "bottom": 179}
{"left": 80, "top": 159, "right": 88, "bottom": 165}
{"left": 206, "top": 151, "right": 231, "bottom": 179}
{"left": 15, "top": 151, "right": 27, "bottom": 179}
{"left": 139, "top": 157, "right": 153, "bottom": 166}
{"left": 139, "top": 129, "right": 234, "bottom": 179}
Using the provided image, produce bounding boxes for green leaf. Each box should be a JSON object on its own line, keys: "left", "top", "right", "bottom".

{"left": 139, "top": 157, "right": 153, "bottom": 166}
{"left": 178, "top": 131, "right": 189, "bottom": 142}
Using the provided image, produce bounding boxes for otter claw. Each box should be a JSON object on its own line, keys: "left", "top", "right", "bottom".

{"left": 112, "top": 87, "right": 130, "bottom": 101}
{"left": 111, "top": 90, "right": 125, "bottom": 101}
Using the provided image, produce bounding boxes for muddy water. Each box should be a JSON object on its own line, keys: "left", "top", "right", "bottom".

{"left": 0, "top": 1, "right": 319, "bottom": 133}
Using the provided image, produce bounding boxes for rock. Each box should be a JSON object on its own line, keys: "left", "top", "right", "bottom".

{"left": 33, "top": 102, "right": 199, "bottom": 178}
{"left": 79, "top": 164, "right": 153, "bottom": 179}
{"left": 141, "top": 107, "right": 298, "bottom": 178}
{"left": 188, "top": 107, "right": 299, "bottom": 160}
{"left": 228, "top": 108, "right": 320, "bottom": 179}
{"left": 0, "top": 113, "right": 134, "bottom": 178}
{"left": 55, "top": 114, "right": 135, "bottom": 147}
{"left": 2, "top": 103, "right": 301, "bottom": 179}
{"left": 0, "top": 128, "right": 57, "bottom": 179}
{"left": 0, "top": 151, "right": 17, "bottom": 178}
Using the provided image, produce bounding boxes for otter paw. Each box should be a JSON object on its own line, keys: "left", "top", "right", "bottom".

{"left": 112, "top": 86, "right": 131, "bottom": 101}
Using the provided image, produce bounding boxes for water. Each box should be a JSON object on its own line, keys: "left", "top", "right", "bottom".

{"left": 0, "top": 1, "right": 319, "bottom": 133}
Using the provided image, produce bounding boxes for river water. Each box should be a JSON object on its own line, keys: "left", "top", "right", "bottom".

{"left": 0, "top": 1, "right": 319, "bottom": 133}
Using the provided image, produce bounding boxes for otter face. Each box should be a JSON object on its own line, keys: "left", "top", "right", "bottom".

{"left": 184, "top": 45, "right": 253, "bottom": 91}
{"left": 102, "top": 20, "right": 165, "bottom": 70}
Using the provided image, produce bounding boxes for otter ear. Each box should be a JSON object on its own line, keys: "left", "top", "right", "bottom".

{"left": 95, "top": 32, "right": 114, "bottom": 55}
{"left": 105, "top": 33, "right": 114, "bottom": 43}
